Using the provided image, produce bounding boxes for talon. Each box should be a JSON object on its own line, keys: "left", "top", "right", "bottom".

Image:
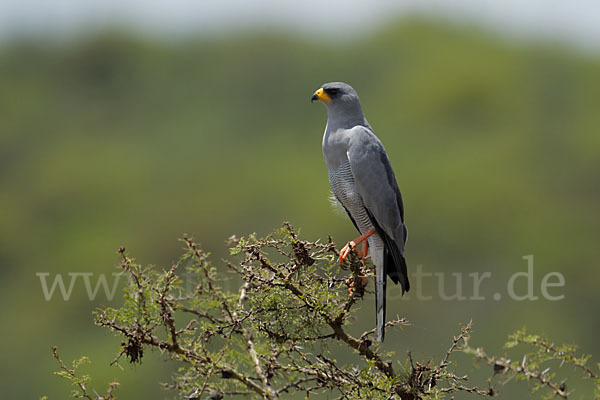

{"left": 339, "top": 241, "right": 357, "bottom": 265}
{"left": 338, "top": 228, "right": 376, "bottom": 265}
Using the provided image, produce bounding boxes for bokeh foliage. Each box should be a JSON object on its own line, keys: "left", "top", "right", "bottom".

{"left": 1, "top": 18, "right": 599, "bottom": 399}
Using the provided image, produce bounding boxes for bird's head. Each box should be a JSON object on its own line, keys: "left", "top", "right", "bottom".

{"left": 311, "top": 82, "right": 363, "bottom": 118}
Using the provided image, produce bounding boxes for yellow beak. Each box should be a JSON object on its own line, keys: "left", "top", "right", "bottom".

{"left": 311, "top": 88, "right": 331, "bottom": 103}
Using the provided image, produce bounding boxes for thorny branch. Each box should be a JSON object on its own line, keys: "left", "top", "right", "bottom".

{"left": 464, "top": 328, "right": 600, "bottom": 400}
{"left": 49, "top": 223, "right": 599, "bottom": 400}
{"left": 50, "top": 346, "right": 119, "bottom": 400}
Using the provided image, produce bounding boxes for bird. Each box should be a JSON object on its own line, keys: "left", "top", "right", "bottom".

{"left": 311, "top": 82, "right": 409, "bottom": 342}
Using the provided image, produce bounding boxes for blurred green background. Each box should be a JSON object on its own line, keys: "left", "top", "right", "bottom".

{"left": 1, "top": 7, "right": 599, "bottom": 399}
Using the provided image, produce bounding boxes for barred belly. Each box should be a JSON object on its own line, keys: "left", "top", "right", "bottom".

{"left": 329, "top": 161, "right": 384, "bottom": 251}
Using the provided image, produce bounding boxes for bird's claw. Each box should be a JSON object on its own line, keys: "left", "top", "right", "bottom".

{"left": 339, "top": 241, "right": 359, "bottom": 265}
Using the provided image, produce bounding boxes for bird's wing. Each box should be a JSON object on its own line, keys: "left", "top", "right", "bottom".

{"left": 346, "top": 125, "right": 409, "bottom": 342}
{"left": 346, "top": 126, "right": 407, "bottom": 252}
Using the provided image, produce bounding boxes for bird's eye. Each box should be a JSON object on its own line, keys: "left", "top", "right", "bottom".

{"left": 327, "top": 88, "right": 339, "bottom": 97}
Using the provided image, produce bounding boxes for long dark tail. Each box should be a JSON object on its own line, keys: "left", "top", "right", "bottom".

{"left": 365, "top": 211, "right": 410, "bottom": 342}
{"left": 374, "top": 245, "right": 409, "bottom": 342}
{"left": 384, "top": 242, "right": 409, "bottom": 293}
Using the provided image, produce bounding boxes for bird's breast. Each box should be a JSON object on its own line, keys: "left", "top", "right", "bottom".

{"left": 329, "top": 161, "right": 381, "bottom": 249}
{"left": 322, "top": 126, "right": 351, "bottom": 170}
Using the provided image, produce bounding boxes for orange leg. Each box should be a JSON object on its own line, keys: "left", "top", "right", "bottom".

{"left": 360, "top": 240, "right": 369, "bottom": 259}
{"left": 339, "top": 228, "right": 376, "bottom": 265}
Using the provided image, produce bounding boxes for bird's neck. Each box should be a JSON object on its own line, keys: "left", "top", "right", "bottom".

{"left": 326, "top": 109, "right": 368, "bottom": 131}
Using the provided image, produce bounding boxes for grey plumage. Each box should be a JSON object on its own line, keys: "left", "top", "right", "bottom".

{"left": 313, "top": 82, "right": 409, "bottom": 342}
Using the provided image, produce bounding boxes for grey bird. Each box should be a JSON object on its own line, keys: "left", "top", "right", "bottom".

{"left": 312, "top": 82, "right": 409, "bottom": 342}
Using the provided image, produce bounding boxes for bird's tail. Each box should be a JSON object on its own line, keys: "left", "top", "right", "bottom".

{"left": 373, "top": 242, "right": 410, "bottom": 342}
{"left": 376, "top": 267, "right": 386, "bottom": 343}
{"left": 370, "top": 244, "right": 386, "bottom": 343}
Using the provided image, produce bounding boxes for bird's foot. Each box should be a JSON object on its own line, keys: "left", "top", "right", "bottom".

{"left": 339, "top": 230, "right": 373, "bottom": 265}
{"left": 339, "top": 241, "right": 361, "bottom": 264}
{"left": 339, "top": 241, "right": 370, "bottom": 264}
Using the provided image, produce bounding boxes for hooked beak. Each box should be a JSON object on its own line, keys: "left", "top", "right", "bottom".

{"left": 311, "top": 87, "right": 331, "bottom": 103}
